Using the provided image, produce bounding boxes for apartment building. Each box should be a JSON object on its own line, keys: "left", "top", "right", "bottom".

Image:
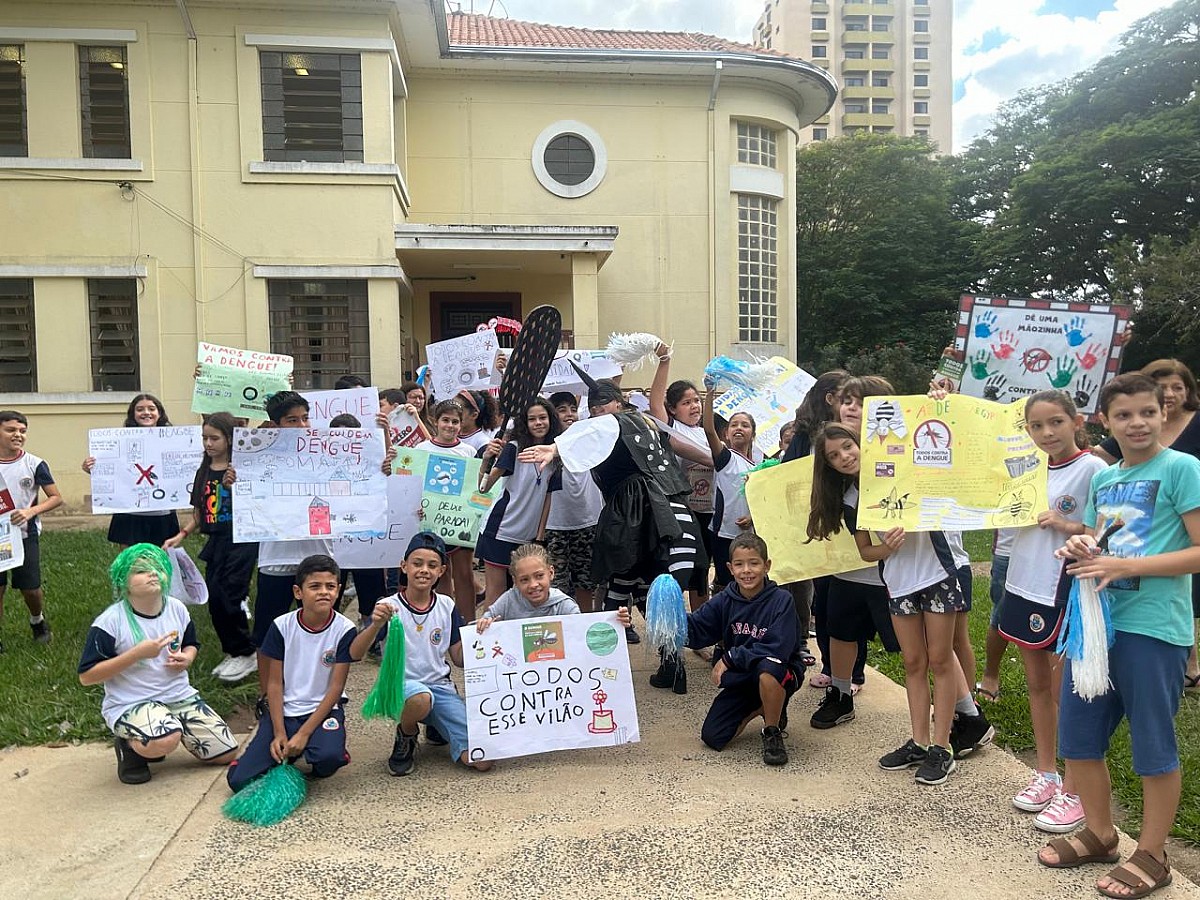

{"left": 753, "top": 0, "right": 952, "bottom": 151}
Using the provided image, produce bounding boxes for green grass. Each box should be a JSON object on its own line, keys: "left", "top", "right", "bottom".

{"left": 866, "top": 530, "right": 1200, "bottom": 845}
{"left": 0, "top": 530, "right": 258, "bottom": 747}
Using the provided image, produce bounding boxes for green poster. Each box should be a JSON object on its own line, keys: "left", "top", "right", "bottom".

{"left": 390, "top": 447, "right": 498, "bottom": 549}
{"left": 192, "top": 342, "right": 293, "bottom": 416}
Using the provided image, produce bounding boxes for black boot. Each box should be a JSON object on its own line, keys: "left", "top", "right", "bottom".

{"left": 650, "top": 649, "right": 687, "bottom": 694}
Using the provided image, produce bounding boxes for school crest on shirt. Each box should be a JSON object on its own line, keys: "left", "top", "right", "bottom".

{"left": 430, "top": 627, "right": 444, "bottom": 646}
{"left": 321, "top": 648, "right": 336, "bottom": 667}
{"left": 1054, "top": 494, "right": 1078, "bottom": 515}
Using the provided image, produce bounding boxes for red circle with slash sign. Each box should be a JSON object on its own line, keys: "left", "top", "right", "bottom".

{"left": 1022, "top": 348, "right": 1051, "bottom": 373}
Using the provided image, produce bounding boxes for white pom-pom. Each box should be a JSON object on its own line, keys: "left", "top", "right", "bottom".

{"left": 606, "top": 332, "right": 667, "bottom": 371}
{"left": 1071, "top": 577, "right": 1111, "bottom": 700}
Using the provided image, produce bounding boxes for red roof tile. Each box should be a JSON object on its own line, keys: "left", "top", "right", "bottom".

{"left": 447, "top": 11, "right": 793, "bottom": 59}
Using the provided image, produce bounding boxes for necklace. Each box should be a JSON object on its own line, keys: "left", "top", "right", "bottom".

{"left": 402, "top": 591, "right": 434, "bottom": 632}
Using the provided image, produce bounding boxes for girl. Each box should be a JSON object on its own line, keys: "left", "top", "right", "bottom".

{"left": 1004, "top": 391, "right": 1106, "bottom": 833}
{"left": 477, "top": 398, "right": 563, "bottom": 606}
{"left": 456, "top": 389, "right": 501, "bottom": 453}
{"left": 164, "top": 413, "right": 258, "bottom": 682}
{"left": 400, "top": 380, "right": 434, "bottom": 433}
{"left": 81, "top": 394, "right": 181, "bottom": 549}
{"left": 700, "top": 383, "right": 760, "bottom": 589}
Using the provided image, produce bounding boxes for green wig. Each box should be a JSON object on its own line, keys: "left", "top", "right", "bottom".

{"left": 109, "top": 543, "right": 173, "bottom": 602}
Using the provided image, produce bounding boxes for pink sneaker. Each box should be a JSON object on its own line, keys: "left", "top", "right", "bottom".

{"left": 1012, "top": 772, "right": 1058, "bottom": 812}
{"left": 1034, "top": 790, "right": 1086, "bottom": 833}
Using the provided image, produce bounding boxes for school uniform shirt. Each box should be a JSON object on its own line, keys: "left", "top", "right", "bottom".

{"left": 480, "top": 442, "right": 562, "bottom": 545}
{"left": 1006, "top": 450, "right": 1106, "bottom": 606}
{"left": 258, "top": 538, "right": 334, "bottom": 575}
{"left": 458, "top": 429, "right": 496, "bottom": 453}
{"left": 712, "top": 447, "right": 759, "bottom": 539}
{"left": 683, "top": 578, "right": 802, "bottom": 679}
{"left": 666, "top": 420, "right": 715, "bottom": 515}
{"left": 1084, "top": 448, "right": 1200, "bottom": 647}
{"left": 190, "top": 468, "right": 233, "bottom": 536}
{"left": 260, "top": 608, "right": 357, "bottom": 718}
{"left": 0, "top": 450, "right": 54, "bottom": 537}
{"left": 415, "top": 438, "right": 477, "bottom": 459}
{"left": 78, "top": 597, "right": 199, "bottom": 728}
{"left": 381, "top": 591, "right": 462, "bottom": 685}
{"left": 877, "top": 526, "right": 968, "bottom": 599}
{"left": 837, "top": 485, "right": 885, "bottom": 586}
{"left": 993, "top": 526, "right": 1018, "bottom": 558}
{"left": 547, "top": 466, "right": 603, "bottom": 531}
{"left": 483, "top": 586, "right": 580, "bottom": 621}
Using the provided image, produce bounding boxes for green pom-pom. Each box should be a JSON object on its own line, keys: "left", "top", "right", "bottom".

{"left": 739, "top": 457, "right": 781, "bottom": 495}
{"left": 223, "top": 762, "right": 307, "bottom": 827}
{"left": 362, "top": 614, "right": 406, "bottom": 720}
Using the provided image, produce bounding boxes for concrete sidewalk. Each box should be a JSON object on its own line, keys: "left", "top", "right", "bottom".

{"left": 4, "top": 643, "right": 1198, "bottom": 900}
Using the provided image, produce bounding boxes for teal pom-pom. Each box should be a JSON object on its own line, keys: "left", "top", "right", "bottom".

{"left": 703, "top": 356, "right": 776, "bottom": 392}
{"left": 645, "top": 574, "right": 688, "bottom": 654}
{"left": 362, "top": 614, "right": 406, "bottom": 720}
{"left": 223, "top": 762, "right": 307, "bottom": 827}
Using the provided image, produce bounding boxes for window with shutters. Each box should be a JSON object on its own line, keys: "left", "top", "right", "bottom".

{"left": 88, "top": 278, "right": 139, "bottom": 391}
{"left": 0, "top": 45, "right": 26, "bottom": 156}
{"left": 0, "top": 279, "right": 35, "bottom": 392}
{"left": 79, "top": 46, "right": 130, "bottom": 158}
{"left": 268, "top": 280, "right": 370, "bottom": 389}
{"left": 260, "top": 51, "right": 363, "bottom": 163}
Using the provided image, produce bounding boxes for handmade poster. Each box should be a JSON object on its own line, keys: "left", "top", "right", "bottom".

{"left": 745, "top": 458, "right": 866, "bottom": 582}
{"left": 463, "top": 611, "right": 640, "bottom": 763}
{"left": 231, "top": 427, "right": 388, "bottom": 543}
{"left": 489, "top": 348, "right": 621, "bottom": 391}
{"left": 410, "top": 448, "right": 499, "bottom": 549}
{"left": 192, "top": 343, "right": 293, "bottom": 417}
{"left": 0, "top": 467, "right": 14, "bottom": 516}
{"left": 714, "top": 357, "right": 816, "bottom": 457}
{"left": 88, "top": 427, "right": 203, "bottom": 514}
{"left": 387, "top": 407, "right": 425, "bottom": 449}
{"left": 425, "top": 330, "right": 501, "bottom": 400}
{"left": 305, "top": 388, "right": 380, "bottom": 428}
{"left": 855, "top": 394, "right": 1049, "bottom": 532}
{"left": 330, "top": 473, "right": 423, "bottom": 569}
{"left": 953, "top": 294, "right": 1132, "bottom": 416}
{"left": 0, "top": 513, "right": 24, "bottom": 574}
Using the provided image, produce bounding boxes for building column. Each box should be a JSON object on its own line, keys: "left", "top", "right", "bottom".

{"left": 570, "top": 253, "right": 599, "bottom": 349}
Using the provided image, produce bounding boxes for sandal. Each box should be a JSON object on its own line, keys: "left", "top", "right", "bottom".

{"left": 974, "top": 681, "right": 1001, "bottom": 703}
{"left": 1098, "top": 849, "right": 1172, "bottom": 899}
{"left": 1183, "top": 673, "right": 1200, "bottom": 692}
{"left": 1038, "top": 827, "right": 1120, "bottom": 869}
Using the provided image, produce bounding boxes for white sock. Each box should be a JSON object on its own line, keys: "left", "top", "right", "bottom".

{"left": 29, "top": 613, "right": 44, "bottom": 625}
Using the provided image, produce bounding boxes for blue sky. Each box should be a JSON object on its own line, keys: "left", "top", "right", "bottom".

{"left": 489, "top": 0, "right": 1178, "bottom": 151}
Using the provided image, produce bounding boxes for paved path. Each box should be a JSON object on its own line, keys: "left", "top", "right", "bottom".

{"left": 4, "top": 644, "right": 1198, "bottom": 900}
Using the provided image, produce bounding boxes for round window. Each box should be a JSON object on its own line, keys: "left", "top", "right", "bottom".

{"left": 543, "top": 134, "right": 595, "bottom": 186}
{"left": 531, "top": 121, "right": 607, "bottom": 199}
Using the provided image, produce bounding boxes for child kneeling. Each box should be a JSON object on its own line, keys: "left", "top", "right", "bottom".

{"left": 78, "top": 544, "right": 239, "bottom": 785}
{"left": 683, "top": 532, "right": 805, "bottom": 766}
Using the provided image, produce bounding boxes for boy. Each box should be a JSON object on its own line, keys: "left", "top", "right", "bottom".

{"left": 1039, "top": 374, "right": 1200, "bottom": 898}
{"left": 227, "top": 555, "right": 373, "bottom": 790}
{"left": 359, "top": 532, "right": 492, "bottom": 776}
{"left": 544, "top": 392, "right": 602, "bottom": 615}
{"left": 0, "top": 410, "right": 63, "bottom": 648}
{"left": 78, "top": 544, "right": 238, "bottom": 784}
{"left": 682, "top": 532, "right": 804, "bottom": 766}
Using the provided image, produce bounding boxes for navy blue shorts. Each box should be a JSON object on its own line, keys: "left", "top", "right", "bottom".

{"left": 475, "top": 532, "right": 520, "bottom": 568}
{"left": 227, "top": 706, "right": 349, "bottom": 791}
{"left": 998, "top": 591, "right": 1064, "bottom": 649}
{"left": 701, "top": 660, "right": 800, "bottom": 751}
{"left": 827, "top": 577, "right": 900, "bottom": 652}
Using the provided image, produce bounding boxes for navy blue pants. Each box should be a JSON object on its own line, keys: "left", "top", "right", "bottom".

{"left": 227, "top": 707, "right": 348, "bottom": 791}
{"left": 701, "top": 661, "right": 800, "bottom": 751}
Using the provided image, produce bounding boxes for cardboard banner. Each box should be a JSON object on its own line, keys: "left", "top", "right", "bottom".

{"left": 304, "top": 388, "right": 380, "bottom": 429}
{"left": 745, "top": 457, "right": 867, "bottom": 582}
{"left": 192, "top": 343, "right": 293, "bottom": 417}
{"left": 231, "top": 427, "right": 388, "bottom": 543}
{"left": 0, "top": 513, "right": 25, "bottom": 574}
{"left": 463, "top": 611, "right": 640, "bottom": 763}
{"left": 401, "top": 447, "right": 498, "bottom": 549}
{"left": 425, "top": 330, "right": 501, "bottom": 401}
{"left": 952, "top": 294, "right": 1132, "bottom": 416}
{"left": 330, "top": 474, "right": 423, "bottom": 569}
{"left": 714, "top": 357, "right": 816, "bottom": 457}
{"left": 88, "top": 427, "right": 203, "bottom": 514}
{"left": 856, "top": 394, "right": 1050, "bottom": 532}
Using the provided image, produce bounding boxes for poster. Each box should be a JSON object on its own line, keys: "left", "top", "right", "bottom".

{"left": 406, "top": 448, "right": 498, "bottom": 549}
{"left": 714, "top": 357, "right": 816, "bottom": 457}
{"left": 387, "top": 407, "right": 425, "bottom": 449}
{"left": 231, "top": 427, "right": 388, "bottom": 543}
{"left": 425, "top": 330, "right": 501, "bottom": 400}
{"left": 744, "top": 457, "right": 866, "bottom": 582}
{"left": 953, "top": 294, "right": 1132, "bottom": 416}
{"left": 305, "top": 388, "right": 379, "bottom": 429}
{"left": 88, "top": 427, "right": 203, "bottom": 514}
{"left": 855, "top": 394, "right": 1050, "bottom": 532}
{"left": 463, "top": 611, "right": 640, "bottom": 763}
{"left": 0, "top": 513, "right": 24, "bottom": 574}
{"left": 330, "top": 474, "right": 423, "bottom": 569}
{"left": 192, "top": 343, "right": 293, "bottom": 417}
{"left": 489, "top": 348, "right": 621, "bottom": 391}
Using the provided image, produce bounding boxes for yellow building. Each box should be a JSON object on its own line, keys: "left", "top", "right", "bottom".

{"left": 0, "top": 0, "right": 834, "bottom": 510}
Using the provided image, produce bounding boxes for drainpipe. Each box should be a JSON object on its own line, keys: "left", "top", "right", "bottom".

{"left": 706, "top": 61, "right": 722, "bottom": 360}
{"left": 178, "top": 0, "right": 205, "bottom": 349}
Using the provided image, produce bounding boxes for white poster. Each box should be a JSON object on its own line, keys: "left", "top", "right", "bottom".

{"left": 0, "top": 513, "right": 24, "bottom": 574}
{"left": 88, "top": 427, "right": 203, "bottom": 514}
{"left": 713, "top": 357, "right": 816, "bottom": 457}
{"left": 304, "top": 388, "right": 380, "bottom": 429}
{"left": 330, "top": 474, "right": 423, "bottom": 570}
{"left": 425, "top": 330, "right": 501, "bottom": 401}
{"left": 231, "top": 427, "right": 388, "bottom": 543}
{"left": 489, "top": 348, "right": 621, "bottom": 391}
{"left": 387, "top": 407, "right": 425, "bottom": 449}
{"left": 463, "top": 612, "right": 640, "bottom": 763}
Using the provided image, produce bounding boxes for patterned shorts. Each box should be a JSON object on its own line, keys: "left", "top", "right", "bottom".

{"left": 888, "top": 576, "right": 967, "bottom": 617}
{"left": 546, "top": 526, "right": 596, "bottom": 593}
{"left": 112, "top": 695, "right": 238, "bottom": 760}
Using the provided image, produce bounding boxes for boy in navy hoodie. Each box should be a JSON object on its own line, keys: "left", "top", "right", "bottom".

{"left": 684, "top": 532, "right": 803, "bottom": 766}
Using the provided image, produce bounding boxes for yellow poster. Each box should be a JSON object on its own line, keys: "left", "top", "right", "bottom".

{"left": 745, "top": 458, "right": 868, "bottom": 583}
{"left": 856, "top": 394, "right": 1049, "bottom": 532}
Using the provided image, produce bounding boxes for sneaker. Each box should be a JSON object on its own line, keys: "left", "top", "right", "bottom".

{"left": 810, "top": 686, "right": 855, "bottom": 730}
{"left": 1034, "top": 790, "right": 1086, "bottom": 833}
{"left": 624, "top": 626, "right": 641, "bottom": 645}
{"left": 113, "top": 736, "right": 151, "bottom": 785}
{"left": 949, "top": 706, "right": 995, "bottom": 759}
{"left": 254, "top": 695, "right": 270, "bottom": 720}
{"left": 915, "top": 744, "right": 956, "bottom": 785}
{"left": 217, "top": 654, "right": 257, "bottom": 683}
{"left": 762, "top": 725, "right": 788, "bottom": 766}
{"left": 1013, "top": 772, "right": 1060, "bottom": 813}
{"left": 879, "top": 739, "right": 928, "bottom": 771}
{"left": 424, "top": 724, "right": 448, "bottom": 746}
{"left": 211, "top": 654, "right": 234, "bottom": 677}
{"left": 30, "top": 619, "right": 51, "bottom": 644}
{"left": 388, "top": 726, "right": 418, "bottom": 776}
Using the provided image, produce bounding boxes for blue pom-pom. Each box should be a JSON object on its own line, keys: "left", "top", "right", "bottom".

{"left": 703, "top": 356, "right": 776, "bottom": 392}
{"left": 645, "top": 574, "right": 688, "bottom": 654}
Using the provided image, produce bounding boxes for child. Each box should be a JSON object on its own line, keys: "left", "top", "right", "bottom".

{"left": 1000, "top": 391, "right": 1106, "bottom": 833}
{"left": 545, "top": 392, "right": 603, "bottom": 614}
{"left": 78, "top": 544, "right": 238, "bottom": 784}
{"left": 357, "top": 533, "right": 493, "bottom": 776}
{"left": 770, "top": 422, "right": 795, "bottom": 461}
{"left": 227, "top": 555, "right": 372, "bottom": 791}
{"left": 81, "top": 394, "right": 181, "bottom": 548}
{"left": 0, "top": 410, "right": 63, "bottom": 647}
{"left": 1038, "top": 374, "right": 1200, "bottom": 898}
{"left": 165, "top": 412, "right": 258, "bottom": 682}
{"left": 700, "top": 383, "right": 760, "bottom": 589}
{"left": 680, "top": 532, "right": 803, "bottom": 766}
{"left": 456, "top": 389, "right": 501, "bottom": 452}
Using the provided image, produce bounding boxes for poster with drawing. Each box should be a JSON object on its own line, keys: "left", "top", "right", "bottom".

{"left": 953, "top": 295, "right": 1132, "bottom": 416}
{"left": 406, "top": 448, "right": 499, "bottom": 549}
{"left": 488, "top": 348, "right": 621, "bottom": 390}
{"left": 714, "top": 357, "right": 817, "bottom": 457}
{"left": 231, "top": 427, "right": 388, "bottom": 543}
{"left": 856, "top": 394, "right": 1050, "bottom": 532}
{"left": 386, "top": 407, "right": 425, "bottom": 449}
{"left": 88, "top": 427, "right": 203, "bottom": 514}
{"left": 463, "top": 612, "right": 640, "bottom": 763}
{"left": 425, "top": 330, "right": 501, "bottom": 401}
{"left": 192, "top": 343, "right": 293, "bottom": 417}
{"left": 0, "top": 513, "right": 24, "bottom": 574}
{"left": 330, "top": 473, "right": 423, "bottom": 569}
{"left": 304, "top": 388, "right": 380, "bottom": 428}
